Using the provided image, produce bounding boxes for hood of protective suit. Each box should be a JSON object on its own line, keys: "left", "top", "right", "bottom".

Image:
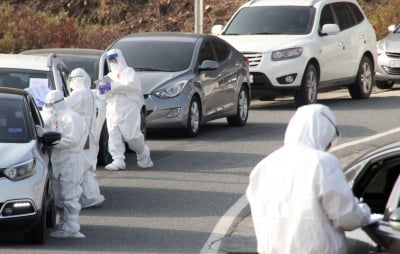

{"left": 69, "top": 68, "right": 91, "bottom": 91}
{"left": 44, "top": 90, "right": 65, "bottom": 115}
{"left": 107, "top": 48, "right": 128, "bottom": 73}
{"left": 284, "top": 104, "right": 338, "bottom": 151}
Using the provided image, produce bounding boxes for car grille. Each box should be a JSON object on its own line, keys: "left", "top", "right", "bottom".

{"left": 243, "top": 52, "right": 263, "bottom": 68}
{"left": 382, "top": 66, "right": 400, "bottom": 75}
{"left": 386, "top": 52, "right": 400, "bottom": 58}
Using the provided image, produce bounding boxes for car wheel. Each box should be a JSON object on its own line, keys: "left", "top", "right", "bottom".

{"left": 25, "top": 196, "right": 46, "bottom": 244}
{"left": 348, "top": 56, "right": 373, "bottom": 99}
{"left": 141, "top": 106, "right": 146, "bottom": 138}
{"left": 376, "top": 80, "right": 394, "bottom": 89}
{"left": 97, "top": 122, "right": 112, "bottom": 166}
{"left": 185, "top": 96, "right": 201, "bottom": 137}
{"left": 294, "top": 64, "right": 318, "bottom": 107}
{"left": 227, "top": 85, "right": 249, "bottom": 126}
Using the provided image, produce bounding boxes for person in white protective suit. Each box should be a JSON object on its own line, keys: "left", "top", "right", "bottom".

{"left": 66, "top": 68, "right": 105, "bottom": 208}
{"left": 43, "top": 90, "right": 86, "bottom": 238}
{"left": 97, "top": 48, "right": 153, "bottom": 170}
{"left": 246, "top": 104, "right": 371, "bottom": 254}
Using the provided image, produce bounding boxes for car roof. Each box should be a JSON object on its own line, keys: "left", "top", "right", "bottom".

{"left": 0, "top": 54, "right": 53, "bottom": 71}
{"left": 244, "top": 0, "right": 351, "bottom": 7}
{"left": 21, "top": 48, "right": 104, "bottom": 57}
{"left": 0, "top": 87, "right": 29, "bottom": 99}
{"left": 115, "top": 32, "right": 210, "bottom": 44}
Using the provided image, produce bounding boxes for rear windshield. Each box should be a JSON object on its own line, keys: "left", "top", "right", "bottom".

{"left": 0, "top": 69, "right": 54, "bottom": 107}
{"left": 0, "top": 98, "right": 31, "bottom": 143}
{"left": 224, "top": 6, "right": 315, "bottom": 35}
{"left": 112, "top": 40, "right": 195, "bottom": 72}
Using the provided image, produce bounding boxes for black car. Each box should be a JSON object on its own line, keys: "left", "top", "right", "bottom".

{"left": 0, "top": 87, "right": 60, "bottom": 243}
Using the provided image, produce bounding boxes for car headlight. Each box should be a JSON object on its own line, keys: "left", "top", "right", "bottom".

{"left": 4, "top": 159, "right": 36, "bottom": 181}
{"left": 271, "top": 47, "right": 303, "bottom": 61}
{"left": 154, "top": 80, "right": 188, "bottom": 98}
{"left": 376, "top": 41, "right": 385, "bottom": 56}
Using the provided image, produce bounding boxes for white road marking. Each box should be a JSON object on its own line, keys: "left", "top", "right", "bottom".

{"left": 201, "top": 126, "right": 400, "bottom": 253}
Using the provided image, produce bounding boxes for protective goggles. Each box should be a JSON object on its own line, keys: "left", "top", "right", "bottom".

{"left": 68, "top": 75, "right": 84, "bottom": 82}
{"left": 321, "top": 112, "right": 340, "bottom": 137}
{"left": 44, "top": 98, "right": 64, "bottom": 107}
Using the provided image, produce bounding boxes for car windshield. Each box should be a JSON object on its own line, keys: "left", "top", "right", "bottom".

{"left": 0, "top": 69, "right": 54, "bottom": 107}
{"left": 112, "top": 40, "right": 195, "bottom": 72}
{"left": 224, "top": 6, "right": 315, "bottom": 35}
{"left": 58, "top": 55, "right": 100, "bottom": 86}
{"left": 0, "top": 98, "right": 30, "bottom": 143}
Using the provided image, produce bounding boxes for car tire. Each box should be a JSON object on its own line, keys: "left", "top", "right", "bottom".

{"left": 185, "top": 96, "right": 201, "bottom": 137}
{"left": 294, "top": 64, "right": 318, "bottom": 107}
{"left": 376, "top": 80, "right": 394, "bottom": 89}
{"left": 97, "top": 122, "right": 112, "bottom": 166}
{"left": 227, "top": 85, "right": 249, "bottom": 126}
{"left": 348, "top": 56, "right": 373, "bottom": 99}
{"left": 25, "top": 196, "right": 46, "bottom": 244}
{"left": 141, "top": 106, "right": 146, "bottom": 138}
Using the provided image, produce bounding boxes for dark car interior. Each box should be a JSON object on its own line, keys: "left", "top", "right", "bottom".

{"left": 352, "top": 157, "right": 400, "bottom": 214}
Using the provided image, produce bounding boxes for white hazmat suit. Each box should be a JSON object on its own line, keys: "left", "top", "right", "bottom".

{"left": 97, "top": 48, "right": 153, "bottom": 170}
{"left": 43, "top": 90, "right": 86, "bottom": 238}
{"left": 246, "top": 104, "right": 371, "bottom": 254}
{"left": 66, "top": 68, "right": 105, "bottom": 208}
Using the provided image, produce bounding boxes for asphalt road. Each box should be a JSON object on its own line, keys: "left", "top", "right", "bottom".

{"left": 1, "top": 87, "right": 400, "bottom": 253}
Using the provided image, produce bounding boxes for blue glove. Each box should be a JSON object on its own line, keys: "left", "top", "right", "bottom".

{"left": 98, "top": 82, "right": 111, "bottom": 94}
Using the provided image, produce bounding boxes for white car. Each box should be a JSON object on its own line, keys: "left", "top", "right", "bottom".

{"left": 375, "top": 24, "right": 400, "bottom": 89}
{"left": 0, "top": 53, "right": 109, "bottom": 165}
{"left": 212, "top": 0, "right": 377, "bottom": 106}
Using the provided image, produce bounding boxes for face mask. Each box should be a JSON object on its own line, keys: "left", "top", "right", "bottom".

{"left": 110, "top": 63, "right": 119, "bottom": 73}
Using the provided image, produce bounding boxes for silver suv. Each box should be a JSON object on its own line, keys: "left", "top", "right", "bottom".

{"left": 212, "top": 0, "right": 377, "bottom": 106}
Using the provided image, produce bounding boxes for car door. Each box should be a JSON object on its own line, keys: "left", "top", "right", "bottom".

{"left": 196, "top": 39, "right": 223, "bottom": 118}
{"left": 210, "top": 38, "right": 237, "bottom": 113}
{"left": 331, "top": 2, "right": 360, "bottom": 78}
{"left": 349, "top": 155, "right": 400, "bottom": 253}
{"left": 317, "top": 4, "right": 348, "bottom": 84}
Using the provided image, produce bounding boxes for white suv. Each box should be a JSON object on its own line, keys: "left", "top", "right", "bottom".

{"left": 212, "top": 0, "right": 377, "bottom": 106}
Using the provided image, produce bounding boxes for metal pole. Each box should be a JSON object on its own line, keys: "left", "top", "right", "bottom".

{"left": 194, "top": 0, "right": 203, "bottom": 33}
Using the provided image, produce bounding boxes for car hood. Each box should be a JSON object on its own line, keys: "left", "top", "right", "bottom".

{"left": 0, "top": 141, "right": 35, "bottom": 167}
{"left": 137, "top": 71, "right": 185, "bottom": 95}
{"left": 380, "top": 33, "right": 400, "bottom": 52}
{"left": 219, "top": 34, "right": 306, "bottom": 53}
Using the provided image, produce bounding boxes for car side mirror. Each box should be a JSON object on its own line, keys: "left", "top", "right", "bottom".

{"left": 389, "top": 207, "right": 400, "bottom": 231}
{"left": 211, "top": 24, "right": 224, "bottom": 35}
{"left": 41, "top": 131, "right": 61, "bottom": 146}
{"left": 388, "top": 24, "right": 397, "bottom": 33}
{"left": 199, "top": 60, "right": 219, "bottom": 71}
{"left": 320, "top": 24, "right": 340, "bottom": 36}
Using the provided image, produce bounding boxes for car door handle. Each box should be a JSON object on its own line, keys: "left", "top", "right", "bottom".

{"left": 338, "top": 41, "right": 345, "bottom": 50}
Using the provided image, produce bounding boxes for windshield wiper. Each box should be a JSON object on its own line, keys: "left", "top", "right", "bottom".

{"left": 135, "top": 67, "right": 173, "bottom": 72}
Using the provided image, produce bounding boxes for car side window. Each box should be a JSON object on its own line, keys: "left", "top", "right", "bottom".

{"left": 212, "top": 40, "right": 230, "bottom": 63}
{"left": 319, "top": 5, "right": 336, "bottom": 33}
{"left": 353, "top": 158, "right": 400, "bottom": 214}
{"left": 331, "top": 3, "right": 356, "bottom": 30}
{"left": 198, "top": 41, "right": 216, "bottom": 66}
{"left": 347, "top": 3, "right": 364, "bottom": 24}
{"left": 28, "top": 97, "right": 43, "bottom": 128}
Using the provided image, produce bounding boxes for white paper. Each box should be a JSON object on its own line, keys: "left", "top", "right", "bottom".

{"left": 25, "top": 78, "right": 52, "bottom": 107}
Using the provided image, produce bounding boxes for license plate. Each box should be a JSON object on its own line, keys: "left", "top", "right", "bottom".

{"left": 389, "top": 60, "right": 400, "bottom": 68}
